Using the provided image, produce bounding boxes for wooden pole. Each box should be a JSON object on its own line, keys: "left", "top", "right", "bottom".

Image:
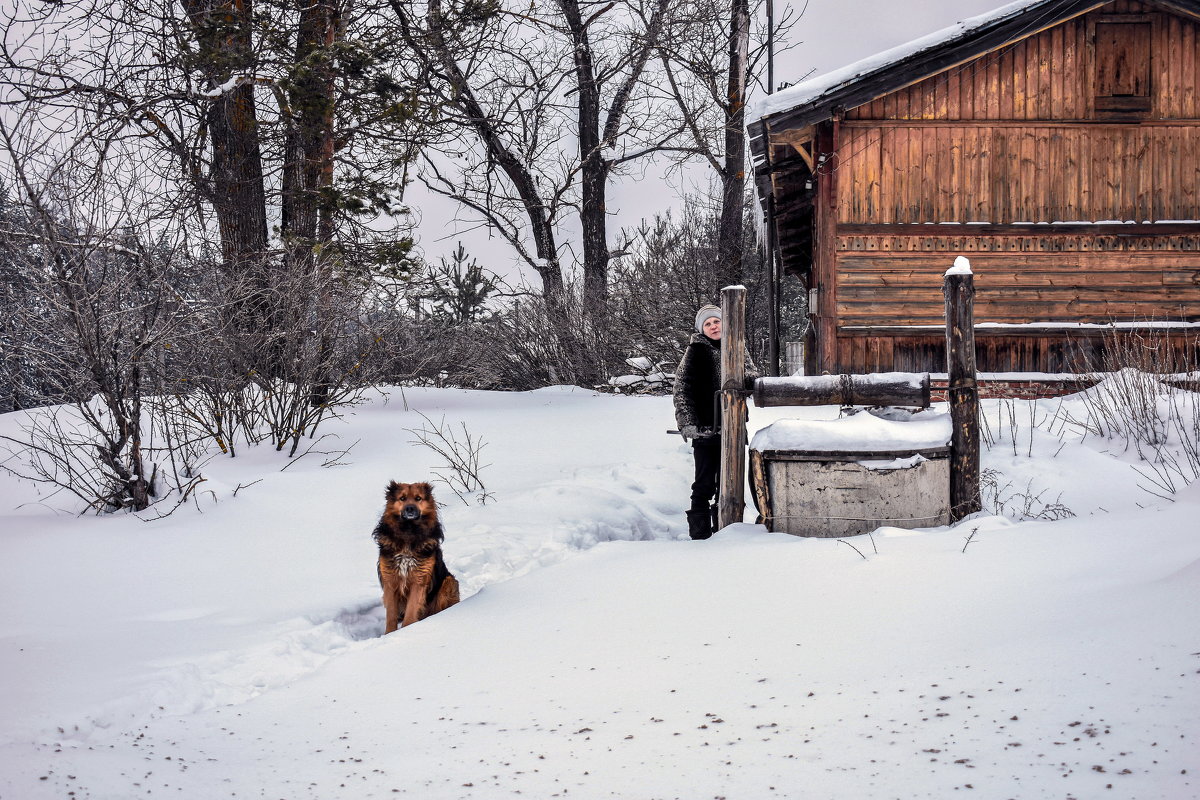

{"left": 812, "top": 118, "right": 839, "bottom": 374}
{"left": 718, "top": 286, "right": 748, "bottom": 531}
{"left": 766, "top": 193, "right": 779, "bottom": 376}
{"left": 944, "top": 259, "right": 981, "bottom": 521}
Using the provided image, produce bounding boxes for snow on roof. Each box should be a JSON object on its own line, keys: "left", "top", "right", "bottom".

{"left": 747, "top": 0, "right": 1047, "bottom": 123}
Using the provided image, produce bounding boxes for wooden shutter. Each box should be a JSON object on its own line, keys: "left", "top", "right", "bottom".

{"left": 1094, "top": 20, "right": 1152, "bottom": 114}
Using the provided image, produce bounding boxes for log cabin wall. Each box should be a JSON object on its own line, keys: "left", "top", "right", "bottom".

{"left": 811, "top": 0, "right": 1200, "bottom": 374}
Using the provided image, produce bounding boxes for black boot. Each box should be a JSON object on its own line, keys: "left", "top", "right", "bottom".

{"left": 686, "top": 509, "right": 712, "bottom": 540}
{"left": 710, "top": 502, "right": 719, "bottom": 532}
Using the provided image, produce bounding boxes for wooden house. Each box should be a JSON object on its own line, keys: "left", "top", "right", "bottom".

{"left": 747, "top": 0, "right": 1200, "bottom": 377}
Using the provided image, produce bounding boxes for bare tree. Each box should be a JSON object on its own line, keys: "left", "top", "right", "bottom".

{"left": 655, "top": 0, "right": 799, "bottom": 286}
{"left": 390, "top": 0, "right": 569, "bottom": 302}
{"left": 1, "top": 0, "right": 427, "bottom": 376}
{"left": 558, "top": 0, "right": 671, "bottom": 316}
{"left": 391, "top": 1, "right": 690, "bottom": 322}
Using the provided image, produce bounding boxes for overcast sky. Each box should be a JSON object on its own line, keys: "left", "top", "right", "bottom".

{"left": 779, "top": 0, "right": 1003, "bottom": 81}
{"left": 417, "top": 0, "right": 1010, "bottom": 282}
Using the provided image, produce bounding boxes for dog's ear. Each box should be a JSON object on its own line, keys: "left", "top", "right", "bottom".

{"left": 385, "top": 481, "right": 401, "bottom": 500}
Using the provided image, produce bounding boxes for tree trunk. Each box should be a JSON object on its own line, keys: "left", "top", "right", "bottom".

{"left": 281, "top": 0, "right": 339, "bottom": 271}
{"left": 408, "top": 0, "right": 564, "bottom": 304}
{"left": 281, "top": 0, "right": 340, "bottom": 397}
{"left": 717, "top": 0, "right": 750, "bottom": 289}
{"left": 560, "top": 0, "right": 610, "bottom": 319}
{"left": 182, "top": 0, "right": 271, "bottom": 365}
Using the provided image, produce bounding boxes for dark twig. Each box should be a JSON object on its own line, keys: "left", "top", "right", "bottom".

{"left": 837, "top": 539, "right": 868, "bottom": 560}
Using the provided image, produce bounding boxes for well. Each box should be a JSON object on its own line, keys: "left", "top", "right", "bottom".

{"left": 749, "top": 411, "right": 953, "bottom": 538}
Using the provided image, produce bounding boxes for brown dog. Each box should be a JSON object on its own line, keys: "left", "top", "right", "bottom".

{"left": 373, "top": 481, "right": 460, "bottom": 633}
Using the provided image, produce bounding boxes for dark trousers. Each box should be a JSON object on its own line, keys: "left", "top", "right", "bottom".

{"left": 690, "top": 436, "right": 721, "bottom": 512}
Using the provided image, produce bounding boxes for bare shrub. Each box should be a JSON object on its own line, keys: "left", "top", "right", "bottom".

{"left": 1064, "top": 326, "right": 1200, "bottom": 498}
{"left": 0, "top": 134, "right": 396, "bottom": 513}
{"left": 405, "top": 412, "right": 491, "bottom": 505}
{"left": 0, "top": 202, "right": 204, "bottom": 511}
{"left": 979, "top": 468, "right": 1076, "bottom": 521}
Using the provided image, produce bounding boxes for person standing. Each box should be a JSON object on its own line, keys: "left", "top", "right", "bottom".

{"left": 672, "top": 304, "right": 758, "bottom": 539}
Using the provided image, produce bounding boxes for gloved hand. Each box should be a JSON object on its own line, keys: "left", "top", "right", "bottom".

{"left": 680, "top": 424, "right": 700, "bottom": 441}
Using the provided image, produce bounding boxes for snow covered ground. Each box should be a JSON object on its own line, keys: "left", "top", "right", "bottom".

{"left": 0, "top": 384, "right": 1197, "bottom": 799}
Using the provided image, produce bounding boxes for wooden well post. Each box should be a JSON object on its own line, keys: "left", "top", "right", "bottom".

{"left": 718, "top": 286, "right": 748, "bottom": 531}
{"left": 943, "top": 259, "right": 981, "bottom": 520}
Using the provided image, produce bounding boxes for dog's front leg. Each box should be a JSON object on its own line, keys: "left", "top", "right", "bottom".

{"left": 384, "top": 596, "right": 402, "bottom": 633}
{"left": 402, "top": 581, "right": 427, "bottom": 627}
{"left": 380, "top": 562, "right": 402, "bottom": 634}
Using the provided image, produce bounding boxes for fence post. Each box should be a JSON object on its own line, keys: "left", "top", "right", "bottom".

{"left": 718, "top": 286, "right": 748, "bottom": 531}
{"left": 944, "top": 258, "right": 981, "bottom": 520}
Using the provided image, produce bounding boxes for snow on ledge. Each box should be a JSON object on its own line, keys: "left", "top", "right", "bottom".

{"left": 764, "top": 371, "right": 928, "bottom": 391}
{"left": 843, "top": 322, "right": 1200, "bottom": 331}
{"left": 857, "top": 454, "right": 928, "bottom": 471}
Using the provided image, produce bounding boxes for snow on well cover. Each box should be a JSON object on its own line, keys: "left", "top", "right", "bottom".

{"left": 750, "top": 408, "right": 952, "bottom": 453}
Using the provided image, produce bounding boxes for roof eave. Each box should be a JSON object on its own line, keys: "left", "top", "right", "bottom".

{"left": 758, "top": 0, "right": 1108, "bottom": 136}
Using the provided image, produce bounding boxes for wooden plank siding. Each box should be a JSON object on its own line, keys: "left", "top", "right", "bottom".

{"left": 840, "top": 1, "right": 1200, "bottom": 124}
{"left": 834, "top": 328, "right": 1199, "bottom": 374}
{"left": 837, "top": 125, "right": 1200, "bottom": 225}
{"left": 811, "top": 1, "right": 1200, "bottom": 374}
{"left": 836, "top": 248, "right": 1200, "bottom": 327}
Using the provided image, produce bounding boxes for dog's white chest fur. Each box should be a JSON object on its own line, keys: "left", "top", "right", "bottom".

{"left": 391, "top": 553, "right": 418, "bottom": 578}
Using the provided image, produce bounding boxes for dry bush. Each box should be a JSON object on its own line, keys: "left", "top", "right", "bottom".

{"left": 1063, "top": 326, "right": 1200, "bottom": 497}
{"left": 979, "top": 467, "right": 1075, "bottom": 521}
{"left": 0, "top": 214, "right": 207, "bottom": 511}
{"left": 404, "top": 411, "right": 491, "bottom": 505}
{"left": 0, "top": 182, "right": 395, "bottom": 513}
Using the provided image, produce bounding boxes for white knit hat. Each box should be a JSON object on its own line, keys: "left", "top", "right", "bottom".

{"left": 694, "top": 304, "right": 721, "bottom": 333}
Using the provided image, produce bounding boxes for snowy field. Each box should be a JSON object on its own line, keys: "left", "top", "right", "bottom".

{"left": 0, "top": 383, "right": 1197, "bottom": 799}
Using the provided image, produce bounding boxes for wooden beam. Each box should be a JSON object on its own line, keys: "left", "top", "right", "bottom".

{"left": 718, "top": 286, "right": 749, "bottom": 532}
{"left": 839, "top": 119, "right": 1200, "bottom": 128}
{"left": 840, "top": 222, "right": 1200, "bottom": 237}
{"left": 791, "top": 141, "right": 814, "bottom": 171}
{"left": 813, "top": 119, "right": 840, "bottom": 373}
{"left": 1154, "top": 0, "right": 1200, "bottom": 23}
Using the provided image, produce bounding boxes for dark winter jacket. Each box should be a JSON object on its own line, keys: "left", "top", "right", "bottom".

{"left": 672, "top": 333, "right": 760, "bottom": 433}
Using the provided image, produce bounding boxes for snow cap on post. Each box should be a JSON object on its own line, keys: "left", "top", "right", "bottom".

{"left": 945, "top": 256, "right": 973, "bottom": 277}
